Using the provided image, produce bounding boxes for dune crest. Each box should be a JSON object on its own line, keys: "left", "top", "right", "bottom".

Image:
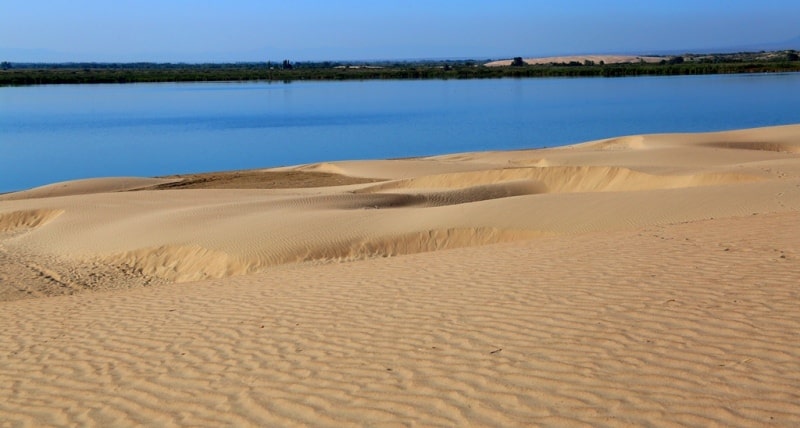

{"left": 358, "top": 165, "right": 759, "bottom": 194}
{"left": 0, "top": 177, "right": 177, "bottom": 201}
{"left": 584, "top": 135, "right": 648, "bottom": 150}
{"left": 337, "top": 181, "right": 546, "bottom": 209}
{"left": 106, "top": 228, "right": 542, "bottom": 283}
{"left": 106, "top": 245, "right": 255, "bottom": 283}
{"left": 0, "top": 209, "right": 63, "bottom": 233}
{"left": 295, "top": 161, "right": 349, "bottom": 175}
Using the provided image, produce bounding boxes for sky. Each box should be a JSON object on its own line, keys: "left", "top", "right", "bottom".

{"left": 2, "top": 0, "right": 799, "bottom": 62}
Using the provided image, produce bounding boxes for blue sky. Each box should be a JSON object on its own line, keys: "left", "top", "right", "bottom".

{"left": 2, "top": 0, "right": 799, "bottom": 62}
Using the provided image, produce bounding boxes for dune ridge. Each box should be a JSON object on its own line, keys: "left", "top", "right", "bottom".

{"left": 357, "top": 165, "right": 760, "bottom": 194}
{"left": 0, "top": 177, "right": 179, "bottom": 201}
{"left": 702, "top": 140, "right": 800, "bottom": 153}
{"left": 1, "top": 124, "right": 800, "bottom": 426}
{"left": 105, "top": 227, "right": 543, "bottom": 283}
{"left": 0, "top": 209, "right": 64, "bottom": 233}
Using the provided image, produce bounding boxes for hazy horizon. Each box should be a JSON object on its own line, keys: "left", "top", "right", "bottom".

{"left": 2, "top": 1, "right": 800, "bottom": 63}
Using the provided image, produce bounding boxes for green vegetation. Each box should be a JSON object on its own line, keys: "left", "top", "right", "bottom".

{"left": 1, "top": 50, "right": 798, "bottom": 86}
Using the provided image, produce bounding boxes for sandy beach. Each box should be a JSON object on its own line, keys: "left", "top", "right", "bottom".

{"left": 2, "top": 125, "right": 800, "bottom": 426}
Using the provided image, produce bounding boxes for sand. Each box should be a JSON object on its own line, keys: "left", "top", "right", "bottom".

{"left": 485, "top": 55, "right": 664, "bottom": 67}
{"left": 1, "top": 124, "right": 799, "bottom": 426}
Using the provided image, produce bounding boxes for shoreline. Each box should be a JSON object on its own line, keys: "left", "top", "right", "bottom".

{"left": 4, "top": 120, "right": 798, "bottom": 196}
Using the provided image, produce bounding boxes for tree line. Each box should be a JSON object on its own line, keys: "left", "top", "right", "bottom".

{"left": 1, "top": 51, "right": 798, "bottom": 86}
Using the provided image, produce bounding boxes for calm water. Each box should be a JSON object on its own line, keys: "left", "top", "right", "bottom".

{"left": 2, "top": 73, "right": 800, "bottom": 193}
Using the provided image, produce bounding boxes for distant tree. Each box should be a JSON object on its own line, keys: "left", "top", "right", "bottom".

{"left": 583, "top": 60, "right": 595, "bottom": 66}
{"left": 788, "top": 51, "right": 799, "bottom": 61}
{"left": 510, "top": 57, "right": 525, "bottom": 67}
{"left": 282, "top": 59, "right": 293, "bottom": 70}
{"left": 668, "top": 56, "right": 685, "bottom": 64}
{"left": 0, "top": 61, "right": 10, "bottom": 70}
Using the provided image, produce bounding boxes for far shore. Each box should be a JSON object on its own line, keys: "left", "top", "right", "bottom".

{"left": 2, "top": 49, "right": 799, "bottom": 85}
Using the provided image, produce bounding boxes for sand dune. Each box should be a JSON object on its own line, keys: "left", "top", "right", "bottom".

{"left": 485, "top": 55, "right": 664, "bottom": 67}
{"left": 356, "top": 165, "right": 759, "bottom": 195}
{"left": 0, "top": 177, "right": 179, "bottom": 201}
{"left": 1, "top": 124, "right": 800, "bottom": 426}
{"left": 0, "top": 208, "right": 64, "bottom": 233}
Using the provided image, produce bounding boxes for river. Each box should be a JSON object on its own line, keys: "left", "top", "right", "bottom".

{"left": 2, "top": 73, "right": 799, "bottom": 192}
